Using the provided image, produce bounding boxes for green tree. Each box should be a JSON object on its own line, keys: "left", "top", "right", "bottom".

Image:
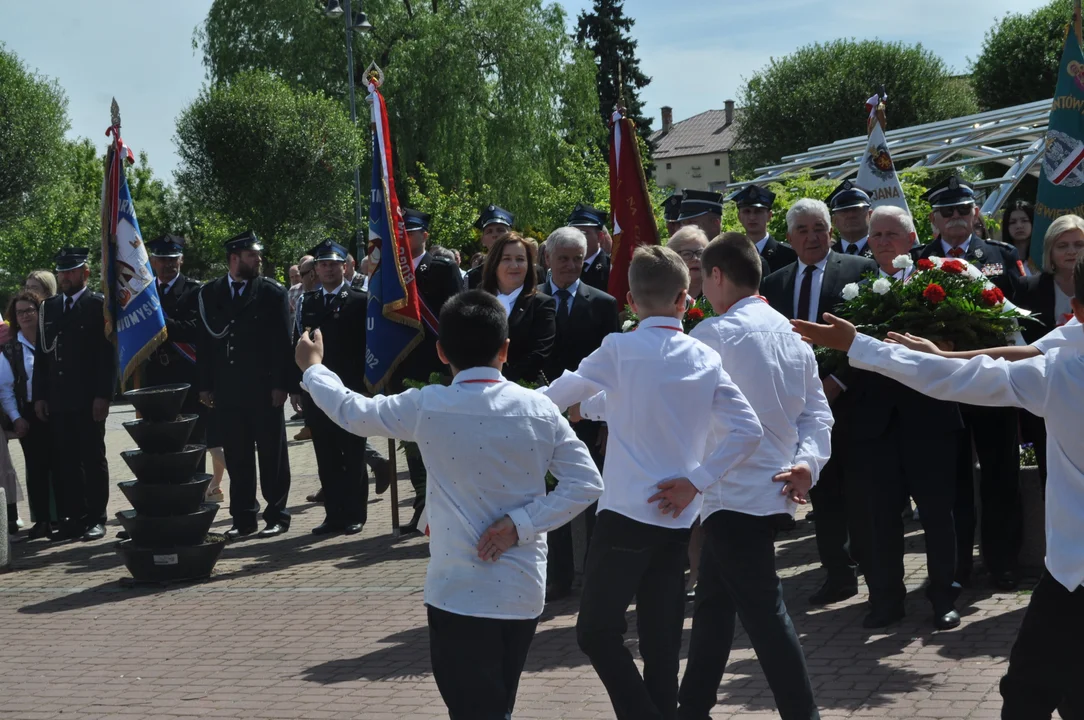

{"left": 575, "top": 0, "right": 652, "bottom": 145}
{"left": 738, "top": 40, "right": 977, "bottom": 169}
{"left": 0, "top": 44, "right": 70, "bottom": 225}
{"left": 970, "top": 0, "right": 1072, "bottom": 111}
{"left": 195, "top": 0, "right": 604, "bottom": 233}
{"left": 174, "top": 70, "right": 365, "bottom": 276}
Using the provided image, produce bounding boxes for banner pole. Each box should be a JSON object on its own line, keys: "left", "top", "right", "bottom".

{"left": 388, "top": 438, "right": 400, "bottom": 535}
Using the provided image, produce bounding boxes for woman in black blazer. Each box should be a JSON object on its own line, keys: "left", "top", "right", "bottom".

{"left": 1014, "top": 214, "right": 1084, "bottom": 486}
{"left": 481, "top": 231, "right": 556, "bottom": 384}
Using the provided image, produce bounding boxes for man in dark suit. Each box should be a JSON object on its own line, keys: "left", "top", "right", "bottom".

{"left": 568, "top": 203, "right": 612, "bottom": 292}
{"left": 826, "top": 180, "right": 876, "bottom": 260}
{"left": 541, "top": 226, "right": 621, "bottom": 600}
{"left": 761, "top": 198, "right": 878, "bottom": 604}
{"left": 730, "top": 184, "right": 797, "bottom": 273}
{"left": 197, "top": 231, "right": 296, "bottom": 540}
{"left": 918, "top": 174, "right": 1027, "bottom": 590}
{"left": 145, "top": 235, "right": 206, "bottom": 454}
{"left": 396, "top": 208, "right": 466, "bottom": 533}
{"left": 849, "top": 206, "right": 963, "bottom": 629}
{"left": 33, "top": 247, "right": 116, "bottom": 542}
{"left": 678, "top": 189, "right": 723, "bottom": 239}
{"left": 293, "top": 240, "right": 368, "bottom": 535}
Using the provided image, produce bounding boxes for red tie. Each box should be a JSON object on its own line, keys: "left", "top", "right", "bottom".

{"left": 948, "top": 247, "right": 964, "bottom": 258}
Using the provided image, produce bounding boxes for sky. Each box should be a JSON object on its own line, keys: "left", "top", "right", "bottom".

{"left": 0, "top": 0, "right": 1051, "bottom": 183}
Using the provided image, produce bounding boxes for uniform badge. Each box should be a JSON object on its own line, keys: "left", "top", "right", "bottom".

{"left": 981, "top": 263, "right": 1004, "bottom": 277}
{"left": 974, "top": 248, "right": 984, "bottom": 259}
{"left": 948, "top": 176, "right": 959, "bottom": 190}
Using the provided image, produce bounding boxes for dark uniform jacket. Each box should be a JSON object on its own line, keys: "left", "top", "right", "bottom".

{"left": 33, "top": 289, "right": 116, "bottom": 411}
{"left": 395, "top": 251, "right": 464, "bottom": 385}
{"left": 759, "top": 236, "right": 798, "bottom": 275}
{"left": 580, "top": 251, "right": 611, "bottom": 293}
{"left": 298, "top": 284, "right": 368, "bottom": 393}
{"left": 196, "top": 275, "right": 297, "bottom": 410}
{"left": 918, "top": 235, "right": 1025, "bottom": 301}
{"left": 505, "top": 291, "right": 556, "bottom": 385}
{"left": 1015, "top": 272, "right": 1061, "bottom": 345}
{"left": 145, "top": 274, "right": 202, "bottom": 388}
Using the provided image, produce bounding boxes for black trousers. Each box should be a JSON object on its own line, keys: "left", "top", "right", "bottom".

{"left": 577, "top": 510, "right": 691, "bottom": 720}
{"left": 427, "top": 605, "right": 538, "bottom": 720}
{"left": 1019, "top": 411, "right": 1047, "bottom": 491}
{"left": 956, "top": 406, "right": 1022, "bottom": 576}
{"left": 50, "top": 409, "right": 108, "bottom": 527}
{"left": 403, "top": 443, "right": 427, "bottom": 512}
{"left": 547, "top": 502, "right": 597, "bottom": 591}
{"left": 218, "top": 407, "right": 291, "bottom": 528}
{"left": 679, "top": 510, "right": 818, "bottom": 720}
{"left": 809, "top": 423, "right": 868, "bottom": 587}
{"left": 849, "top": 423, "right": 959, "bottom": 612}
{"left": 19, "top": 414, "right": 54, "bottom": 523}
{"left": 307, "top": 405, "right": 367, "bottom": 526}
{"left": 999, "top": 573, "right": 1084, "bottom": 719}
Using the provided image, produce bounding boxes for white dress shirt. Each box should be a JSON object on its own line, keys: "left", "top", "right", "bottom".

{"left": 495, "top": 285, "right": 523, "bottom": 316}
{"left": 548, "top": 278, "right": 580, "bottom": 311}
{"left": 691, "top": 298, "right": 833, "bottom": 518}
{"left": 839, "top": 237, "right": 868, "bottom": 256}
{"left": 878, "top": 266, "right": 913, "bottom": 282}
{"left": 539, "top": 315, "right": 763, "bottom": 529}
{"left": 754, "top": 235, "right": 771, "bottom": 254}
{"left": 63, "top": 285, "right": 88, "bottom": 309}
{"left": 792, "top": 254, "right": 831, "bottom": 323}
{"left": 848, "top": 334, "right": 1084, "bottom": 591}
{"left": 1032, "top": 318, "right": 1083, "bottom": 353}
{"left": 0, "top": 331, "right": 35, "bottom": 421}
{"left": 940, "top": 237, "right": 971, "bottom": 257}
{"left": 302, "top": 364, "right": 603, "bottom": 620}
{"left": 583, "top": 248, "right": 602, "bottom": 269}
{"left": 228, "top": 275, "right": 248, "bottom": 298}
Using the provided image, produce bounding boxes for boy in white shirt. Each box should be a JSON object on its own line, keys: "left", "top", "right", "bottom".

{"left": 297, "top": 290, "right": 603, "bottom": 720}
{"left": 539, "top": 245, "right": 763, "bottom": 720}
{"left": 791, "top": 257, "right": 1084, "bottom": 720}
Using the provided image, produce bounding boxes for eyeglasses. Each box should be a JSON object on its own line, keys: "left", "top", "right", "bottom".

{"left": 15, "top": 307, "right": 38, "bottom": 317}
{"left": 937, "top": 205, "right": 974, "bottom": 219}
{"left": 677, "top": 249, "right": 704, "bottom": 261}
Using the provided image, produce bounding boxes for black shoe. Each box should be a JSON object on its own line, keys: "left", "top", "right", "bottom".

{"left": 400, "top": 507, "right": 423, "bottom": 534}
{"left": 306, "top": 489, "right": 324, "bottom": 504}
{"left": 258, "top": 522, "right": 288, "bottom": 538}
{"left": 863, "top": 605, "right": 905, "bottom": 629}
{"left": 933, "top": 607, "right": 961, "bottom": 630}
{"left": 311, "top": 522, "right": 344, "bottom": 536}
{"left": 50, "top": 522, "right": 83, "bottom": 542}
{"left": 225, "top": 525, "right": 257, "bottom": 541}
{"left": 343, "top": 522, "right": 363, "bottom": 535}
{"left": 82, "top": 524, "right": 106, "bottom": 541}
{"left": 27, "top": 522, "right": 52, "bottom": 540}
{"left": 993, "top": 570, "right": 1019, "bottom": 591}
{"left": 289, "top": 412, "right": 304, "bottom": 421}
{"left": 374, "top": 461, "right": 392, "bottom": 495}
{"left": 116, "top": 530, "right": 130, "bottom": 540}
{"left": 808, "top": 579, "right": 858, "bottom": 605}
{"left": 545, "top": 583, "right": 572, "bottom": 602}
{"left": 775, "top": 515, "right": 797, "bottom": 533}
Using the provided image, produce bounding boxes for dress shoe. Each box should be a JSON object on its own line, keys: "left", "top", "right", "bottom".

{"left": 863, "top": 605, "right": 905, "bottom": 629}
{"left": 293, "top": 426, "right": 312, "bottom": 441}
{"left": 808, "top": 580, "right": 858, "bottom": 606}
{"left": 27, "top": 522, "right": 52, "bottom": 540}
{"left": 400, "top": 507, "right": 423, "bottom": 534}
{"left": 933, "top": 607, "right": 961, "bottom": 630}
{"left": 225, "top": 525, "right": 257, "bottom": 541}
{"left": 289, "top": 412, "right": 304, "bottom": 421}
{"left": 311, "top": 522, "right": 344, "bottom": 536}
{"left": 374, "top": 462, "right": 392, "bottom": 495}
{"left": 545, "top": 583, "right": 572, "bottom": 602}
{"left": 343, "top": 522, "right": 363, "bottom": 535}
{"left": 82, "top": 524, "right": 106, "bottom": 541}
{"left": 50, "top": 523, "right": 81, "bottom": 542}
{"left": 775, "top": 515, "right": 797, "bottom": 533}
{"left": 993, "top": 570, "right": 1019, "bottom": 591}
{"left": 258, "top": 522, "right": 288, "bottom": 538}
{"left": 306, "top": 489, "right": 324, "bottom": 504}
{"left": 116, "top": 530, "right": 130, "bottom": 540}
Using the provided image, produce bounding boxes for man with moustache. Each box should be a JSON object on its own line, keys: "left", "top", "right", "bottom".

{"left": 730, "top": 184, "right": 797, "bottom": 273}
{"left": 34, "top": 247, "right": 116, "bottom": 542}
{"left": 567, "top": 204, "right": 612, "bottom": 292}
{"left": 761, "top": 198, "right": 878, "bottom": 604}
{"left": 826, "top": 180, "right": 876, "bottom": 260}
{"left": 198, "top": 231, "right": 296, "bottom": 541}
{"left": 918, "top": 174, "right": 1026, "bottom": 590}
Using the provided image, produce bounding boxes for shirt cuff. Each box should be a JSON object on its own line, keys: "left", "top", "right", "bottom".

{"left": 506, "top": 507, "right": 535, "bottom": 546}
{"left": 300, "top": 364, "right": 328, "bottom": 393}
{"left": 828, "top": 374, "right": 847, "bottom": 392}
{"left": 687, "top": 466, "right": 716, "bottom": 493}
{"left": 846, "top": 333, "right": 879, "bottom": 367}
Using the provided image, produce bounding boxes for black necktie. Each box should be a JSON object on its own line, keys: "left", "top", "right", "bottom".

{"left": 324, "top": 293, "right": 334, "bottom": 309}
{"left": 845, "top": 243, "right": 859, "bottom": 255}
{"left": 796, "top": 265, "right": 815, "bottom": 322}
{"left": 64, "top": 296, "right": 73, "bottom": 313}
{"left": 555, "top": 288, "right": 571, "bottom": 328}
{"left": 231, "top": 281, "right": 244, "bottom": 299}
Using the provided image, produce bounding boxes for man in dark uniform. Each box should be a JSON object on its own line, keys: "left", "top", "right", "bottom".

{"left": 33, "top": 247, "right": 116, "bottom": 541}
{"left": 826, "top": 180, "right": 876, "bottom": 259}
{"left": 729, "top": 184, "right": 797, "bottom": 273}
{"left": 918, "top": 174, "right": 1027, "bottom": 590}
{"left": 292, "top": 240, "right": 368, "bottom": 535}
{"left": 541, "top": 226, "right": 621, "bottom": 599}
{"left": 197, "top": 231, "right": 296, "bottom": 540}
{"left": 677, "top": 189, "right": 723, "bottom": 239}
{"left": 397, "top": 208, "right": 466, "bottom": 533}
{"left": 466, "top": 205, "right": 515, "bottom": 290}
{"left": 661, "top": 193, "right": 683, "bottom": 237}
{"left": 568, "top": 203, "right": 612, "bottom": 293}
{"left": 145, "top": 234, "right": 206, "bottom": 455}
{"left": 760, "top": 199, "right": 878, "bottom": 604}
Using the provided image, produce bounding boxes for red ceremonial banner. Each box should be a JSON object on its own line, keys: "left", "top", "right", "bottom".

{"left": 607, "top": 111, "right": 659, "bottom": 305}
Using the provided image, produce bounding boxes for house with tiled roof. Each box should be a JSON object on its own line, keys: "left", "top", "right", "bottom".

{"left": 649, "top": 100, "right": 741, "bottom": 193}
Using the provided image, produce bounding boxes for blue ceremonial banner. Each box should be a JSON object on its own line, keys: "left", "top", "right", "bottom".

{"left": 1032, "top": 16, "right": 1084, "bottom": 265}
{"left": 101, "top": 110, "right": 167, "bottom": 383}
{"left": 364, "top": 77, "right": 424, "bottom": 394}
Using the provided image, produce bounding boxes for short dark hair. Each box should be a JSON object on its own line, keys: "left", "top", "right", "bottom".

{"left": 701, "top": 232, "right": 762, "bottom": 289}
{"left": 438, "top": 290, "right": 509, "bottom": 370}
{"left": 481, "top": 232, "right": 538, "bottom": 297}
{"left": 1075, "top": 255, "right": 1084, "bottom": 301}
{"left": 5, "top": 290, "right": 44, "bottom": 332}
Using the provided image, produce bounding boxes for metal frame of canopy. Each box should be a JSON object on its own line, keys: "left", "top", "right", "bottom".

{"left": 728, "top": 99, "right": 1052, "bottom": 217}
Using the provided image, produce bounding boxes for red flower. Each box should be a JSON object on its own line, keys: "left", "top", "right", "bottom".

{"left": 916, "top": 258, "right": 935, "bottom": 271}
{"left": 923, "top": 283, "right": 947, "bottom": 304}
{"left": 981, "top": 288, "right": 1002, "bottom": 306}
{"left": 686, "top": 307, "right": 705, "bottom": 321}
{"left": 941, "top": 259, "right": 966, "bottom": 274}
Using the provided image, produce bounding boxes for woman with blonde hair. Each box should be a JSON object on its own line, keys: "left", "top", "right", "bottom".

{"left": 23, "top": 270, "right": 57, "bottom": 299}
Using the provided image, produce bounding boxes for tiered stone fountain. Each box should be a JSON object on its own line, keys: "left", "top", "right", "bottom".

{"left": 115, "top": 383, "right": 225, "bottom": 583}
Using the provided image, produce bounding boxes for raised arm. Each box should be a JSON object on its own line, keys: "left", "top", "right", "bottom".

{"left": 301, "top": 364, "right": 421, "bottom": 441}
{"left": 537, "top": 333, "right": 618, "bottom": 411}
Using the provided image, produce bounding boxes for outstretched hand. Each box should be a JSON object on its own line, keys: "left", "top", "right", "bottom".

{"left": 295, "top": 329, "right": 325, "bottom": 372}
{"left": 477, "top": 515, "right": 519, "bottom": 562}
{"left": 647, "top": 477, "right": 699, "bottom": 519}
{"left": 790, "top": 313, "right": 858, "bottom": 352}
{"left": 885, "top": 332, "right": 954, "bottom": 354}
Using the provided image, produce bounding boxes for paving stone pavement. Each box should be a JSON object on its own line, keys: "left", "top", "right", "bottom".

{"left": 0, "top": 405, "right": 1045, "bottom": 719}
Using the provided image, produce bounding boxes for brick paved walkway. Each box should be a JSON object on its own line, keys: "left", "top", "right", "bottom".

{"left": 0, "top": 405, "right": 1042, "bottom": 719}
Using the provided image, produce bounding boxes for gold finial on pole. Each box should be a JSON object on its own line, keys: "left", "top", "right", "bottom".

{"left": 110, "top": 97, "right": 120, "bottom": 128}
{"left": 365, "top": 61, "right": 384, "bottom": 87}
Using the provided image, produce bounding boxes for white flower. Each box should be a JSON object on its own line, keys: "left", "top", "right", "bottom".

{"left": 929, "top": 256, "right": 944, "bottom": 268}
{"left": 621, "top": 319, "right": 635, "bottom": 332}
{"left": 892, "top": 254, "right": 914, "bottom": 270}
{"left": 841, "top": 282, "right": 861, "bottom": 301}
{"left": 871, "top": 277, "right": 893, "bottom": 295}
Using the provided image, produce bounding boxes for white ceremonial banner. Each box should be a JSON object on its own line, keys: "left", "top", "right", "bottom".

{"left": 856, "top": 121, "right": 910, "bottom": 212}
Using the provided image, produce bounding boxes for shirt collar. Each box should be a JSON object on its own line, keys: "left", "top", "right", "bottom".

{"left": 65, "top": 285, "right": 88, "bottom": 304}
{"left": 940, "top": 237, "right": 971, "bottom": 256}
{"left": 638, "top": 315, "right": 686, "bottom": 333}
{"left": 228, "top": 274, "right": 248, "bottom": 287}
{"left": 797, "top": 253, "right": 831, "bottom": 274}
{"left": 754, "top": 235, "right": 771, "bottom": 253}
{"left": 551, "top": 277, "right": 580, "bottom": 297}
{"left": 322, "top": 281, "right": 347, "bottom": 296}
{"left": 584, "top": 248, "right": 602, "bottom": 267}
{"left": 878, "top": 266, "right": 912, "bottom": 281}
{"left": 497, "top": 285, "right": 524, "bottom": 303}
{"left": 724, "top": 295, "right": 765, "bottom": 315}
{"left": 16, "top": 331, "right": 34, "bottom": 350}
{"left": 453, "top": 366, "right": 505, "bottom": 384}
{"left": 411, "top": 253, "right": 424, "bottom": 271}
{"left": 842, "top": 236, "right": 867, "bottom": 251}
{"left": 159, "top": 276, "right": 177, "bottom": 293}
